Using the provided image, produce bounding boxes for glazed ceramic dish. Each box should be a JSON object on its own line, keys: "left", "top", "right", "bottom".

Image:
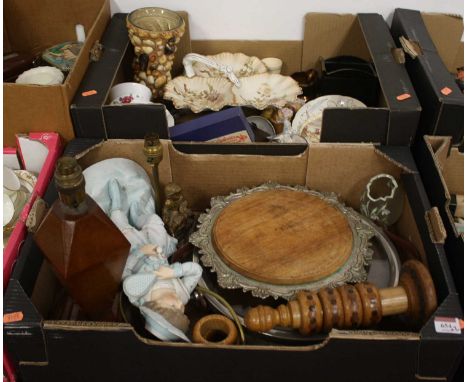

{"left": 190, "top": 53, "right": 268, "bottom": 78}
{"left": 109, "top": 82, "right": 152, "bottom": 105}
{"left": 164, "top": 74, "right": 301, "bottom": 112}
{"left": 16, "top": 66, "right": 64, "bottom": 85}
{"left": 231, "top": 74, "right": 301, "bottom": 110}
{"left": 292, "top": 95, "right": 366, "bottom": 143}
{"left": 164, "top": 76, "right": 234, "bottom": 113}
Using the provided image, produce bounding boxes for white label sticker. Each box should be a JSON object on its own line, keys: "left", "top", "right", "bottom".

{"left": 434, "top": 317, "right": 462, "bottom": 334}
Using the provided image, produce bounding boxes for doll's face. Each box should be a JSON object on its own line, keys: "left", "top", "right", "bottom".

{"left": 150, "top": 288, "right": 184, "bottom": 312}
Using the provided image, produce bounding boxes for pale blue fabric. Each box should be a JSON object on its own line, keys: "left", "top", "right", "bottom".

{"left": 83, "top": 158, "right": 202, "bottom": 342}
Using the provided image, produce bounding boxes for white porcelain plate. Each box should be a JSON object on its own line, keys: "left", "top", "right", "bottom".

{"left": 16, "top": 66, "right": 64, "bottom": 85}
{"left": 4, "top": 166, "right": 21, "bottom": 192}
{"left": 292, "top": 95, "right": 366, "bottom": 143}
{"left": 3, "top": 193, "right": 14, "bottom": 226}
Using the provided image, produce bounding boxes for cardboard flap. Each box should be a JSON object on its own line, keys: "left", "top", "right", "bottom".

{"left": 4, "top": 0, "right": 106, "bottom": 54}
{"left": 443, "top": 147, "right": 464, "bottom": 196}
{"left": 191, "top": 40, "right": 302, "bottom": 75}
{"left": 452, "top": 42, "right": 464, "bottom": 71}
{"left": 393, "top": 9, "right": 440, "bottom": 53}
{"left": 4, "top": 279, "right": 48, "bottom": 363}
{"left": 425, "top": 136, "right": 452, "bottom": 171}
{"left": 418, "top": 294, "right": 464, "bottom": 379}
{"left": 305, "top": 144, "right": 402, "bottom": 210}
{"left": 64, "top": 0, "right": 111, "bottom": 102}
{"left": 414, "top": 137, "right": 461, "bottom": 243}
{"left": 321, "top": 108, "right": 388, "bottom": 144}
{"left": 425, "top": 207, "right": 447, "bottom": 244}
{"left": 302, "top": 13, "right": 370, "bottom": 70}
{"left": 4, "top": 83, "right": 73, "bottom": 142}
{"left": 358, "top": 14, "right": 398, "bottom": 56}
{"left": 358, "top": 14, "right": 420, "bottom": 113}
{"left": 375, "top": 146, "right": 417, "bottom": 173}
{"left": 167, "top": 142, "right": 308, "bottom": 210}
{"left": 421, "top": 13, "right": 464, "bottom": 72}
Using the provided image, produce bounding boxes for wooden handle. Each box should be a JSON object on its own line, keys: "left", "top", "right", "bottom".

{"left": 245, "top": 260, "right": 437, "bottom": 335}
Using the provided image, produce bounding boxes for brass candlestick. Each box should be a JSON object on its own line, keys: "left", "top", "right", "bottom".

{"left": 245, "top": 260, "right": 437, "bottom": 335}
{"left": 143, "top": 133, "right": 163, "bottom": 216}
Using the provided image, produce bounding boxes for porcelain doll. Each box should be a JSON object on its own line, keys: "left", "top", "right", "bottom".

{"left": 83, "top": 158, "right": 202, "bottom": 341}
{"left": 107, "top": 178, "right": 202, "bottom": 342}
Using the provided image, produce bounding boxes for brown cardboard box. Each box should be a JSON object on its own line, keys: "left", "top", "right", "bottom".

{"left": 391, "top": 10, "right": 464, "bottom": 144}
{"left": 72, "top": 12, "right": 421, "bottom": 145}
{"left": 4, "top": 139, "right": 463, "bottom": 381}
{"left": 421, "top": 13, "right": 464, "bottom": 74}
{"left": 413, "top": 136, "right": 464, "bottom": 303}
{"left": 3, "top": 0, "right": 110, "bottom": 146}
{"left": 179, "top": 13, "right": 422, "bottom": 146}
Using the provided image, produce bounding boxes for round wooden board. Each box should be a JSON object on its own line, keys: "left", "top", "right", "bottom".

{"left": 212, "top": 189, "right": 353, "bottom": 285}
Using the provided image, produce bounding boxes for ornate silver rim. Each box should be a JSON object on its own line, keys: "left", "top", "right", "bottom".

{"left": 189, "top": 183, "right": 375, "bottom": 300}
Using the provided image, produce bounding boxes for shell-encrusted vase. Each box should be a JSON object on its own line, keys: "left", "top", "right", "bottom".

{"left": 191, "top": 53, "right": 268, "bottom": 78}
{"left": 127, "top": 7, "right": 185, "bottom": 97}
{"left": 164, "top": 76, "right": 234, "bottom": 113}
{"left": 232, "top": 74, "right": 302, "bottom": 110}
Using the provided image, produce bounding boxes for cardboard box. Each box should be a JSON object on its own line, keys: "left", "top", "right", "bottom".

{"left": 4, "top": 139, "right": 462, "bottom": 381}
{"left": 391, "top": 9, "right": 464, "bottom": 145}
{"left": 3, "top": 0, "right": 110, "bottom": 146}
{"left": 3, "top": 133, "right": 62, "bottom": 382}
{"left": 302, "top": 13, "right": 421, "bottom": 145}
{"left": 412, "top": 136, "right": 464, "bottom": 303}
{"left": 71, "top": 12, "right": 420, "bottom": 146}
{"left": 71, "top": 12, "right": 191, "bottom": 139}
{"left": 3, "top": 133, "right": 62, "bottom": 289}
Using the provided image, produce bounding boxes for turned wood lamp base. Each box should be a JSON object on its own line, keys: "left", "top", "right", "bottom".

{"left": 245, "top": 260, "right": 437, "bottom": 334}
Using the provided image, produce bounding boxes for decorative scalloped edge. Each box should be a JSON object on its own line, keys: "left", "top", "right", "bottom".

{"left": 190, "top": 182, "right": 375, "bottom": 300}
{"left": 164, "top": 74, "right": 301, "bottom": 113}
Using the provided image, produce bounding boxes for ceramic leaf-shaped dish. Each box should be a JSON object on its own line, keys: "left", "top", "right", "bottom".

{"left": 232, "top": 74, "right": 302, "bottom": 110}
{"left": 164, "top": 76, "right": 234, "bottom": 113}
{"left": 191, "top": 52, "right": 268, "bottom": 78}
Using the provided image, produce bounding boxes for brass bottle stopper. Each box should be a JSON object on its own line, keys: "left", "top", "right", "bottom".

{"left": 143, "top": 133, "right": 163, "bottom": 215}
{"left": 245, "top": 260, "right": 437, "bottom": 335}
{"left": 54, "top": 156, "right": 86, "bottom": 209}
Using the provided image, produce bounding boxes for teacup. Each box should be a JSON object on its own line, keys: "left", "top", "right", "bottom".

{"left": 4, "top": 166, "right": 20, "bottom": 195}
{"left": 109, "top": 82, "right": 152, "bottom": 105}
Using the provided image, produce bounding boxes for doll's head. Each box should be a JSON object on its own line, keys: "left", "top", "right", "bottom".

{"left": 144, "top": 288, "right": 189, "bottom": 332}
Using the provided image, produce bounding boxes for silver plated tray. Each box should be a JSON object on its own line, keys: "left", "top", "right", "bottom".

{"left": 196, "top": 218, "right": 400, "bottom": 342}
{"left": 190, "top": 183, "right": 375, "bottom": 300}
